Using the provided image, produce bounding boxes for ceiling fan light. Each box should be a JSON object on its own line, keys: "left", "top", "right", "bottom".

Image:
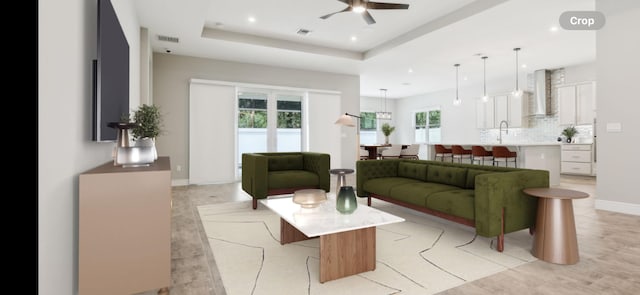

{"left": 482, "top": 95, "right": 489, "bottom": 103}
{"left": 353, "top": 6, "right": 366, "bottom": 13}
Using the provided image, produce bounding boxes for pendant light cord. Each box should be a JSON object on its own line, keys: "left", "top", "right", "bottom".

{"left": 514, "top": 48, "right": 520, "bottom": 92}
{"left": 454, "top": 64, "right": 460, "bottom": 101}
{"left": 482, "top": 56, "right": 487, "bottom": 97}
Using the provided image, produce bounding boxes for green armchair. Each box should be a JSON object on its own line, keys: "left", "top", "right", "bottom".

{"left": 242, "top": 152, "right": 330, "bottom": 209}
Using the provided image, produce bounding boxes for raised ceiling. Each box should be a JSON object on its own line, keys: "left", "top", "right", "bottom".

{"left": 134, "top": 0, "right": 596, "bottom": 98}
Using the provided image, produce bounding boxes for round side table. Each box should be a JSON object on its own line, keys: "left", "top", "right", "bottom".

{"left": 329, "top": 168, "right": 355, "bottom": 193}
{"left": 523, "top": 188, "right": 589, "bottom": 265}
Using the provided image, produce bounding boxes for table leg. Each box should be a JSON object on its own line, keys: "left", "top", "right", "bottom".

{"left": 319, "top": 227, "right": 376, "bottom": 283}
{"left": 532, "top": 198, "right": 580, "bottom": 264}
{"left": 280, "top": 218, "right": 310, "bottom": 245}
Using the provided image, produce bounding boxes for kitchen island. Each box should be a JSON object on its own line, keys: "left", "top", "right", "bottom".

{"left": 426, "top": 143, "right": 561, "bottom": 186}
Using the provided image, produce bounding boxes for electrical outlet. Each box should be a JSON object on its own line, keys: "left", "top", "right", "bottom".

{"left": 176, "top": 165, "right": 182, "bottom": 172}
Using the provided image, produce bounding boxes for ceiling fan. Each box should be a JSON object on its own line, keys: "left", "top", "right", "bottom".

{"left": 320, "top": 0, "right": 410, "bottom": 25}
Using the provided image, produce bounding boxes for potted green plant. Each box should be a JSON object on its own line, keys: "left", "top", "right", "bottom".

{"left": 381, "top": 123, "right": 395, "bottom": 144}
{"left": 561, "top": 126, "right": 578, "bottom": 143}
{"left": 132, "top": 104, "right": 163, "bottom": 160}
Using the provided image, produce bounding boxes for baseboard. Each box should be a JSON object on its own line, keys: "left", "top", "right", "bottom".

{"left": 171, "top": 179, "right": 189, "bottom": 187}
{"left": 595, "top": 199, "right": 640, "bottom": 216}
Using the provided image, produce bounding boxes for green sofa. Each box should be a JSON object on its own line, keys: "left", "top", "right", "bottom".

{"left": 356, "top": 159, "right": 549, "bottom": 252}
{"left": 242, "top": 152, "right": 330, "bottom": 209}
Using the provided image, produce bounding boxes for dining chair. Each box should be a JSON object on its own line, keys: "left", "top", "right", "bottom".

{"left": 492, "top": 146, "right": 517, "bottom": 167}
{"left": 359, "top": 147, "right": 370, "bottom": 160}
{"left": 434, "top": 144, "right": 453, "bottom": 162}
{"left": 451, "top": 145, "right": 473, "bottom": 163}
{"left": 400, "top": 144, "right": 420, "bottom": 159}
{"left": 471, "top": 145, "right": 493, "bottom": 165}
{"left": 380, "top": 144, "right": 402, "bottom": 159}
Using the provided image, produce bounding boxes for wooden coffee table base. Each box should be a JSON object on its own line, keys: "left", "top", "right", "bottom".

{"left": 280, "top": 218, "right": 376, "bottom": 283}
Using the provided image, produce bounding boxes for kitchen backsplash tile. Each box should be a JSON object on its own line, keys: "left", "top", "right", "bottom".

{"left": 479, "top": 68, "right": 594, "bottom": 144}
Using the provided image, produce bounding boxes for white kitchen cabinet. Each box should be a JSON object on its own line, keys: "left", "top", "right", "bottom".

{"left": 508, "top": 92, "right": 528, "bottom": 128}
{"left": 476, "top": 92, "right": 527, "bottom": 129}
{"left": 476, "top": 96, "right": 495, "bottom": 129}
{"left": 561, "top": 144, "right": 594, "bottom": 175}
{"left": 557, "top": 82, "right": 596, "bottom": 126}
{"left": 494, "top": 95, "right": 508, "bottom": 127}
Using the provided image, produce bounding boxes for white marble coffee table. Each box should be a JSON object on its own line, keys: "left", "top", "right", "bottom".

{"left": 261, "top": 194, "right": 404, "bottom": 283}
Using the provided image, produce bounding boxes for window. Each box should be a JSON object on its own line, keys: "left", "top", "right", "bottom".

{"left": 238, "top": 95, "right": 267, "bottom": 128}
{"left": 277, "top": 98, "right": 301, "bottom": 128}
{"left": 414, "top": 108, "right": 441, "bottom": 143}
{"left": 359, "top": 111, "right": 377, "bottom": 145}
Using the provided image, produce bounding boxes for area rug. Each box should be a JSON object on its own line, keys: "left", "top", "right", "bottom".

{"left": 197, "top": 198, "right": 536, "bottom": 295}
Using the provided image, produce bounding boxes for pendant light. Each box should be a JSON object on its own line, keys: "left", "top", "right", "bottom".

{"left": 453, "top": 64, "right": 461, "bottom": 106}
{"left": 376, "top": 88, "right": 392, "bottom": 120}
{"left": 512, "top": 48, "right": 523, "bottom": 97}
{"left": 481, "top": 56, "right": 489, "bottom": 102}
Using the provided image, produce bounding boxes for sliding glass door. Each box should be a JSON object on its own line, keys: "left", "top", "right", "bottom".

{"left": 237, "top": 89, "right": 303, "bottom": 171}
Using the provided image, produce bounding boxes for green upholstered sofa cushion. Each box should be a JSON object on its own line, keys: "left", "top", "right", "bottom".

{"left": 426, "top": 165, "right": 467, "bottom": 188}
{"left": 465, "top": 169, "right": 493, "bottom": 189}
{"left": 389, "top": 182, "right": 460, "bottom": 207}
{"left": 268, "top": 170, "right": 319, "bottom": 189}
{"left": 398, "top": 162, "right": 427, "bottom": 181}
{"left": 268, "top": 155, "right": 303, "bottom": 171}
{"left": 426, "top": 189, "right": 476, "bottom": 220}
{"left": 362, "top": 177, "right": 422, "bottom": 197}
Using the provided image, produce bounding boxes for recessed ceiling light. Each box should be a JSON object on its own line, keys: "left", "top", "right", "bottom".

{"left": 522, "top": 64, "right": 528, "bottom": 68}
{"left": 463, "top": 76, "right": 468, "bottom": 81}
{"left": 351, "top": 36, "right": 357, "bottom": 42}
{"left": 408, "top": 68, "right": 413, "bottom": 73}
{"left": 248, "top": 16, "right": 256, "bottom": 23}
{"left": 550, "top": 26, "right": 559, "bottom": 32}
{"left": 402, "top": 82, "right": 411, "bottom": 86}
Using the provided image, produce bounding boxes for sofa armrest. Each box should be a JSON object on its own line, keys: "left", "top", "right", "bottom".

{"left": 356, "top": 159, "right": 400, "bottom": 197}
{"left": 241, "top": 153, "right": 269, "bottom": 200}
{"left": 474, "top": 170, "right": 549, "bottom": 237}
{"left": 302, "top": 152, "right": 330, "bottom": 192}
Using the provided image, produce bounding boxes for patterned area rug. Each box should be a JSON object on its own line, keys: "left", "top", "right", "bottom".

{"left": 197, "top": 198, "right": 536, "bottom": 294}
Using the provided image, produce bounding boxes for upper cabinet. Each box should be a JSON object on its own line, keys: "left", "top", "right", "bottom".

{"left": 558, "top": 82, "right": 596, "bottom": 126}
{"left": 476, "top": 92, "right": 528, "bottom": 129}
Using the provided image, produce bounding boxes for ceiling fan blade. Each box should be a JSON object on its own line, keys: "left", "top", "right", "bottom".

{"left": 320, "top": 6, "right": 352, "bottom": 19}
{"left": 367, "top": 2, "right": 410, "bottom": 10}
{"left": 362, "top": 10, "right": 376, "bottom": 25}
{"left": 336, "top": 0, "right": 350, "bottom": 3}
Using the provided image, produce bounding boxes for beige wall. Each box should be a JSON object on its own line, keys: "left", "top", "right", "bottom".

{"left": 595, "top": 0, "right": 640, "bottom": 213}
{"left": 152, "top": 53, "right": 360, "bottom": 181}
{"left": 38, "top": 0, "right": 141, "bottom": 293}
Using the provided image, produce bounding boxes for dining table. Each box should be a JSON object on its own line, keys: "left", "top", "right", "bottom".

{"left": 361, "top": 144, "right": 409, "bottom": 160}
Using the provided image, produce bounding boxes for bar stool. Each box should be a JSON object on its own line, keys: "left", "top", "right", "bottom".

{"left": 471, "top": 145, "right": 493, "bottom": 165}
{"left": 434, "top": 144, "right": 453, "bottom": 162}
{"left": 451, "top": 145, "right": 472, "bottom": 163}
{"left": 492, "top": 146, "right": 517, "bottom": 167}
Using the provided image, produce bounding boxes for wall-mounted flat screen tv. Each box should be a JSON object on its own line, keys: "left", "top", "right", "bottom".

{"left": 93, "top": 0, "right": 129, "bottom": 141}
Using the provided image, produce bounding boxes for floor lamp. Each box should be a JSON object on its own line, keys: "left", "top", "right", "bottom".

{"left": 334, "top": 112, "right": 361, "bottom": 163}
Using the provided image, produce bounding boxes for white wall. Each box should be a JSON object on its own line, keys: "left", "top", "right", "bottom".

{"left": 111, "top": 0, "right": 141, "bottom": 109}
{"left": 595, "top": 0, "right": 640, "bottom": 215}
{"left": 38, "top": 0, "right": 141, "bottom": 294}
{"left": 152, "top": 53, "right": 360, "bottom": 180}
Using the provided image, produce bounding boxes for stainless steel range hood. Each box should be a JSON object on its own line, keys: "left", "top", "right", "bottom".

{"left": 532, "top": 69, "right": 552, "bottom": 116}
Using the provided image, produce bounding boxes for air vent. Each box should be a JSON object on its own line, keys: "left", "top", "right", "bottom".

{"left": 158, "top": 35, "right": 179, "bottom": 43}
{"left": 296, "top": 29, "right": 312, "bottom": 36}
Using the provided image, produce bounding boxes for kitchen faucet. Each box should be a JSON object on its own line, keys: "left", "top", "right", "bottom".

{"left": 498, "top": 120, "right": 509, "bottom": 144}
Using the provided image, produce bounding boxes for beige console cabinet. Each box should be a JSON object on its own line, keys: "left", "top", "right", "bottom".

{"left": 79, "top": 157, "right": 171, "bottom": 295}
